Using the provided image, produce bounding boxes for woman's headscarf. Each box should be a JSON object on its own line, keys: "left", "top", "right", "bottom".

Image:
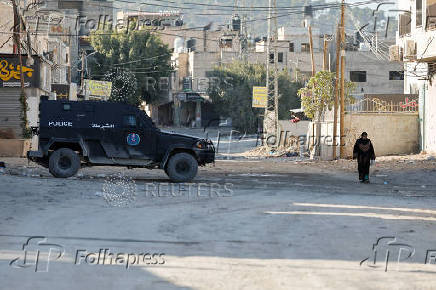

{"left": 359, "top": 132, "right": 369, "bottom": 144}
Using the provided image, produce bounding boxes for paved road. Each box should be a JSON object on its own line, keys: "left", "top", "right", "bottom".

{"left": 159, "top": 127, "right": 259, "bottom": 156}
{"left": 1, "top": 160, "right": 436, "bottom": 289}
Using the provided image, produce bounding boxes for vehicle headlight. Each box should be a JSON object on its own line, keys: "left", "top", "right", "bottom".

{"left": 195, "top": 140, "right": 206, "bottom": 149}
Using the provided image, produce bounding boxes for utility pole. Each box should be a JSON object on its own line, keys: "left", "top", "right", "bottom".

{"left": 264, "top": 0, "right": 279, "bottom": 146}
{"left": 264, "top": 0, "right": 279, "bottom": 145}
{"left": 295, "top": 59, "right": 299, "bottom": 82}
{"left": 333, "top": 26, "right": 341, "bottom": 160}
{"left": 308, "top": 25, "right": 315, "bottom": 76}
{"left": 12, "top": 0, "right": 27, "bottom": 137}
{"left": 265, "top": 0, "right": 272, "bottom": 122}
{"left": 238, "top": 0, "right": 248, "bottom": 61}
{"left": 339, "top": 0, "right": 346, "bottom": 158}
{"left": 12, "top": 0, "right": 25, "bottom": 95}
{"left": 304, "top": 6, "right": 316, "bottom": 155}
{"left": 323, "top": 35, "right": 329, "bottom": 71}
{"left": 272, "top": 0, "right": 279, "bottom": 144}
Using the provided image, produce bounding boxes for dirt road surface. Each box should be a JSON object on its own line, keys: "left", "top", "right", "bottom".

{"left": 1, "top": 157, "right": 436, "bottom": 289}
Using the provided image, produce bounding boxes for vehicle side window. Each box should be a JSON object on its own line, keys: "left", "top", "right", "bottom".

{"left": 123, "top": 115, "right": 137, "bottom": 128}
{"left": 62, "top": 103, "right": 71, "bottom": 111}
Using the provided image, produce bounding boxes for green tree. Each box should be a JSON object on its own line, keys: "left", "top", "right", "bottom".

{"left": 89, "top": 29, "right": 173, "bottom": 104}
{"left": 278, "top": 70, "right": 303, "bottom": 119}
{"left": 208, "top": 62, "right": 302, "bottom": 133}
{"left": 297, "top": 71, "right": 355, "bottom": 119}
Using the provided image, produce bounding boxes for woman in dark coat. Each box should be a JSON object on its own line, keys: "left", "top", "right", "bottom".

{"left": 353, "top": 132, "right": 376, "bottom": 183}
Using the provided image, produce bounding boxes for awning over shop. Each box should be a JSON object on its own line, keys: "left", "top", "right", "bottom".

{"left": 175, "top": 91, "right": 210, "bottom": 102}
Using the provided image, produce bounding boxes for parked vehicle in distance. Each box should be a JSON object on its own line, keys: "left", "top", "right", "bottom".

{"left": 27, "top": 100, "right": 215, "bottom": 182}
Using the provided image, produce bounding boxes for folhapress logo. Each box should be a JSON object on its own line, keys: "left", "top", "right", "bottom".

{"left": 360, "top": 236, "right": 415, "bottom": 272}
{"left": 8, "top": 236, "right": 166, "bottom": 272}
{"left": 9, "top": 236, "right": 65, "bottom": 272}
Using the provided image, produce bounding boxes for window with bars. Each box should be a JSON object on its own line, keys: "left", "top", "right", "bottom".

{"left": 417, "top": 0, "right": 423, "bottom": 27}
{"left": 426, "top": 0, "right": 436, "bottom": 30}
{"left": 350, "top": 71, "right": 367, "bottom": 82}
{"left": 389, "top": 71, "right": 404, "bottom": 80}
{"left": 301, "top": 43, "right": 310, "bottom": 52}
{"left": 399, "top": 13, "right": 411, "bottom": 36}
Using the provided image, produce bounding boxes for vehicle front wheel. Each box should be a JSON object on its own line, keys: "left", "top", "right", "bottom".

{"left": 166, "top": 152, "right": 198, "bottom": 182}
{"left": 49, "top": 148, "right": 81, "bottom": 178}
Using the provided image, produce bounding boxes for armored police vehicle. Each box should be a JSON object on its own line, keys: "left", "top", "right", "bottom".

{"left": 27, "top": 100, "right": 215, "bottom": 182}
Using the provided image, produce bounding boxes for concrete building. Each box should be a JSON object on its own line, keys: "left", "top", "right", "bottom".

{"left": 394, "top": 0, "right": 436, "bottom": 153}
{"left": 0, "top": 1, "right": 86, "bottom": 156}
{"left": 179, "top": 25, "right": 405, "bottom": 95}
{"left": 153, "top": 18, "right": 405, "bottom": 127}
{"left": 0, "top": 54, "right": 53, "bottom": 156}
{"left": 278, "top": 26, "right": 404, "bottom": 94}
{"left": 151, "top": 26, "right": 243, "bottom": 127}
{"left": 0, "top": 1, "right": 84, "bottom": 93}
{"left": 187, "top": 25, "right": 405, "bottom": 95}
{"left": 344, "top": 51, "right": 404, "bottom": 95}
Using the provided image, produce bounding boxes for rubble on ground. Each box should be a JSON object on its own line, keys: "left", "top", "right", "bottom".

{"left": 241, "top": 135, "right": 304, "bottom": 158}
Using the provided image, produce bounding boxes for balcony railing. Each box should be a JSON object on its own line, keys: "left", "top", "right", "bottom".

{"left": 346, "top": 97, "right": 419, "bottom": 113}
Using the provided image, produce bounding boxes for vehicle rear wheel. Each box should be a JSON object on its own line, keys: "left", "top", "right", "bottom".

{"left": 49, "top": 148, "right": 81, "bottom": 178}
{"left": 166, "top": 152, "right": 198, "bottom": 182}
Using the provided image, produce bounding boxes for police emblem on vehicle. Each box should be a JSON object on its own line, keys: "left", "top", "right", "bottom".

{"left": 126, "top": 133, "right": 140, "bottom": 146}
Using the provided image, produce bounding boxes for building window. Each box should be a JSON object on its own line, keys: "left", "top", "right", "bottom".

{"left": 389, "top": 71, "right": 404, "bottom": 80}
{"left": 416, "top": 0, "right": 423, "bottom": 27}
{"left": 301, "top": 43, "right": 310, "bottom": 52}
{"left": 426, "top": 0, "right": 436, "bottom": 29}
{"left": 350, "top": 71, "right": 367, "bottom": 82}
{"left": 269, "top": 53, "right": 284, "bottom": 63}
{"left": 289, "top": 42, "right": 294, "bottom": 52}
{"left": 219, "top": 38, "right": 232, "bottom": 48}
{"left": 399, "top": 13, "right": 411, "bottom": 36}
{"left": 58, "top": 0, "right": 83, "bottom": 9}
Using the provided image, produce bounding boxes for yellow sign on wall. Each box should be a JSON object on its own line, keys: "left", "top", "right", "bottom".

{"left": 85, "top": 80, "right": 112, "bottom": 97}
{"left": 252, "top": 86, "right": 267, "bottom": 108}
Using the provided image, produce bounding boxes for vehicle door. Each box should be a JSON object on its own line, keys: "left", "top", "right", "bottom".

{"left": 123, "top": 113, "right": 156, "bottom": 159}
{"left": 96, "top": 107, "right": 129, "bottom": 159}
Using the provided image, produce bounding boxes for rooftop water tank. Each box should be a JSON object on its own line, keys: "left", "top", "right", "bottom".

{"left": 186, "top": 38, "right": 196, "bottom": 51}
{"left": 303, "top": 5, "right": 313, "bottom": 18}
{"left": 232, "top": 14, "right": 241, "bottom": 31}
{"left": 174, "top": 37, "right": 185, "bottom": 53}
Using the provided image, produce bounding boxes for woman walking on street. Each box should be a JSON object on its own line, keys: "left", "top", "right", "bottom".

{"left": 353, "top": 132, "right": 376, "bottom": 183}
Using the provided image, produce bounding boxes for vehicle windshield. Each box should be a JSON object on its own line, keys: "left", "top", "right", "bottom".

{"left": 138, "top": 109, "right": 159, "bottom": 131}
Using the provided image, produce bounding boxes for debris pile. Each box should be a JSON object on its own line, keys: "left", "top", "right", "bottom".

{"left": 242, "top": 135, "right": 306, "bottom": 158}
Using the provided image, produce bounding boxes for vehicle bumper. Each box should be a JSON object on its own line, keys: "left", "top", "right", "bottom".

{"left": 27, "top": 150, "right": 49, "bottom": 167}
{"left": 194, "top": 141, "right": 215, "bottom": 165}
{"left": 196, "top": 150, "right": 215, "bottom": 164}
{"left": 27, "top": 150, "right": 44, "bottom": 159}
